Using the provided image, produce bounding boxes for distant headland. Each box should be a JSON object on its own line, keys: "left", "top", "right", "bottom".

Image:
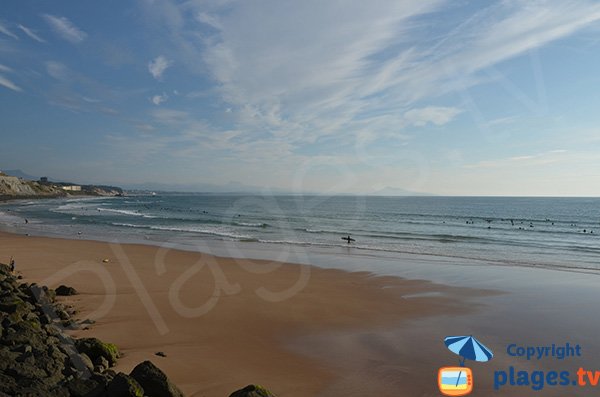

{"left": 0, "top": 170, "right": 123, "bottom": 201}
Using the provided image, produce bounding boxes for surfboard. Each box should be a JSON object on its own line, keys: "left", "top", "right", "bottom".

{"left": 341, "top": 236, "right": 355, "bottom": 242}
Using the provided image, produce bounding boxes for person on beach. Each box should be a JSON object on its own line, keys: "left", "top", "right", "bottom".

{"left": 9, "top": 257, "right": 15, "bottom": 272}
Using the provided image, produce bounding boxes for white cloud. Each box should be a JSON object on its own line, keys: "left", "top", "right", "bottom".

{"left": 151, "top": 93, "right": 168, "bottom": 105}
{"left": 404, "top": 106, "right": 462, "bottom": 127}
{"left": 43, "top": 14, "right": 87, "bottom": 43}
{"left": 0, "top": 21, "right": 18, "bottom": 40}
{"left": 45, "top": 61, "right": 70, "bottom": 81}
{"left": 0, "top": 75, "right": 22, "bottom": 92}
{"left": 0, "top": 64, "right": 12, "bottom": 73}
{"left": 148, "top": 56, "right": 172, "bottom": 80}
{"left": 18, "top": 24, "right": 45, "bottom": 43}
{"left": 196, "top": 12, "right": 222, "bottom": 29}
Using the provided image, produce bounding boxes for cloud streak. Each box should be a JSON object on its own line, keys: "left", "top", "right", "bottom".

{"left": 0, "top": 21, "right": 18, "bottom": 40}
{"left": 0, "top": 75, "right": 22, "bottom": 92}
{"left": 463, "top": 150, "right": 569, "bottom": 169}
{"left": 43, "top": 14, "right": 87, "bottom": 43}
{"left": 404, "top": 107, "right": 463, "bottom": 127}
{"left": 18, "top": 24, "right": 45, "bottom": 43}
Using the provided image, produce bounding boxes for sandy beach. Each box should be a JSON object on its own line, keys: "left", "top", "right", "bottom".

{"left": 0, "top": 230, "right": 487, "bottom": 396}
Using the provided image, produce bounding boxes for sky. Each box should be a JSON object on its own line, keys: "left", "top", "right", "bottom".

{"left": 1, "top": 1, "right": 600, "bottom": 196}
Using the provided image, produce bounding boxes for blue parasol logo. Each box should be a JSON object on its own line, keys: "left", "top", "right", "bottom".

{"left": 444, "top": 335, "right": 494, "bottom": 366}
{"left": 438, "top": 335, "right": 493, "bottom": 396}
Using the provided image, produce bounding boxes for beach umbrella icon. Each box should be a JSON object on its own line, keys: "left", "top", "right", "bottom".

{"left": 444, "top": 335, "right": 493, "bottom": 367}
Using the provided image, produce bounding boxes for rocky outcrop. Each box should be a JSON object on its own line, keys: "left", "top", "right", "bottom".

{"left": 1, "top": 261, "right": 278, "bottom": 397}
{"left": 0, "top": 262, "right": 125, "bottom": 396}
{"left": 229, "top": 385, "right": 277, "bottom": 397}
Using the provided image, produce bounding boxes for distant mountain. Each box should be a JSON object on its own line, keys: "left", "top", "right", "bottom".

{"left": 1, "top": 169, "right": 40, "bottom": 181}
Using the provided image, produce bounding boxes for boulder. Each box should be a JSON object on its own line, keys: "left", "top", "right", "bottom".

{"left": 94, "top": 355, "right": 110, "bottom": 371}
{"left": 55, "top": 285, "right": 78, "bottom": 296}
{"left": 106, "top": 372, "right": 145, "bottom": 397}
{"left": 74, "top": 338, "right": 119, "bottom": 366}
{"left": 67, "top": 377, "right": 102, "bottom": 397}
{"left": 79, "top": 352, "right": 94, "bottom": 372}
{"left": 229, "top": 385, "right": 277, "bottom": 397}
{"left": 129, "top": 360, "right": 184, "bottom": 397}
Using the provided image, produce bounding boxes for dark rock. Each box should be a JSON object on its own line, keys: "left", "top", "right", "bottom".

{"left": 229, "top": 384, "right": 277, "bottom": 397}
{"left": 67, "top": 377, "right": 102, "bottom": 397}
{"left": 155, "top": 351, "right": 167, "bottom": 357}
{"left": 0, "top": 372, "right": 18, "bottom": 395}
{"left": 42, "top": 285, "right": 56, "bottom": 302}
{"left": 106, "top": 372, "right": 145, "bottom": 397}
{"left": 56, "top": 309, "right": 70, "bottom": 321}
{"left": 55, "top": 285, "right": 78, "bottom": 296}
{"left": 95, "top": 355, "right": 109, "bottom": 369}
{"left": 129, "top": 360, "right": 184, "bottom": 397}
{"left": 74, "top": 337, "right": 120, "bottom": 367}
{"left": 80, "top": 352, "right": 94, "bottom": 372}
{"left": 0, "top": 296, "right": 27, "bottom": 315}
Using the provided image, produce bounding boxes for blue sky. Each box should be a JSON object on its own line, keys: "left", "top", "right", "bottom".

{"left": 1, "top": 1, "right": 600, "bottom": 195}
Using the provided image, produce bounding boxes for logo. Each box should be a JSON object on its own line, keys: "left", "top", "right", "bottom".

{"left": 438, "top": 335, "right": 494, "bottom": 396}
{"left": 438, "top": 367, "right": 473, "bottom": 396}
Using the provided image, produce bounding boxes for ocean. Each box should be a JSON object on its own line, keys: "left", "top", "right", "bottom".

{"left": 1, "top": 195, "right": 599, "bottom": 272}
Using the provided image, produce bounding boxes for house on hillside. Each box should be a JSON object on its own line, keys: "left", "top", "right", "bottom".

{"left": 62, "top": 185, "right": 82, "bottom": 192}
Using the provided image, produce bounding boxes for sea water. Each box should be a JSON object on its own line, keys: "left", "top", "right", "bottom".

{"left": 1, "top": 195, "right": 598, "bottom": 272}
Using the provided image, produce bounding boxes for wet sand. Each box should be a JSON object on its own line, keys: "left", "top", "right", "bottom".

{"left": 0, "top": 231, "right": 488, "bottom": 396}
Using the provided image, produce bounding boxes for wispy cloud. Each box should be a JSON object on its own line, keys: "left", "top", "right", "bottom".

{"left": 0, "top": 75, "right": 22, "bottom": 92}
{"left": 45, "top": 61, "right": 70, "bottom": 81}
{"left": 138, "top": 0, "right": 600, "bottom": 152}
{"left": 0, "top": 64, "right": 12, "bottom": 73}
{"left": 404, "top": 106, "right": 462, "bottom": 127}
{"left": 43, "top": 14, "right": 87, "bottom": 43}
{"left": 0, "top": 21, "right": 18, "bottom": 40}
{"left": 464, "top": 150, "right": 569, "bottom": 169}
{"left": 18, "top": 24, "right": 45, "bottom": 43}
{"left": 148, "top": 56, "right": 172, "bottom": 80}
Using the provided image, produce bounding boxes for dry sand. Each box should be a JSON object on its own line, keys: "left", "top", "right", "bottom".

{"left": 0, "top": 231, "right": 481, "bottom": 396}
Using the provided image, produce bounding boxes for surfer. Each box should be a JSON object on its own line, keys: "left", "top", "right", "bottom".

{"left": 341, "top": 235, "right": 355, "bottom": 244}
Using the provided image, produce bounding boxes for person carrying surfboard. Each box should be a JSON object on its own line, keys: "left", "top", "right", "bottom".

{"left": 341, "top": 235, "right": 355, "bottom": 244}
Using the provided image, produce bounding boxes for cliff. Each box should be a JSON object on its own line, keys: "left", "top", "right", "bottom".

{"left": 0, "top": 175, "right": 65, "bottom": 199}
{"left": 0, "top": 172, "right": 123, "bottom": 200}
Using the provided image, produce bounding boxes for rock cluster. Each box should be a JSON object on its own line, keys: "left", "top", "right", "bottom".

{"left": 0, "top": 262, "right": 277, "bottom": 396}
{"left": 0, "top": 263, "right": 185, "bottom": 396}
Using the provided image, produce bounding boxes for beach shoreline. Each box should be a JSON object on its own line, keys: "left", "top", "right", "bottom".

{"left": 2, "top": 226, "right": 600, "bottom": 396}
{"left": 0, "top": 230, "right": 488, "bottom": 396}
